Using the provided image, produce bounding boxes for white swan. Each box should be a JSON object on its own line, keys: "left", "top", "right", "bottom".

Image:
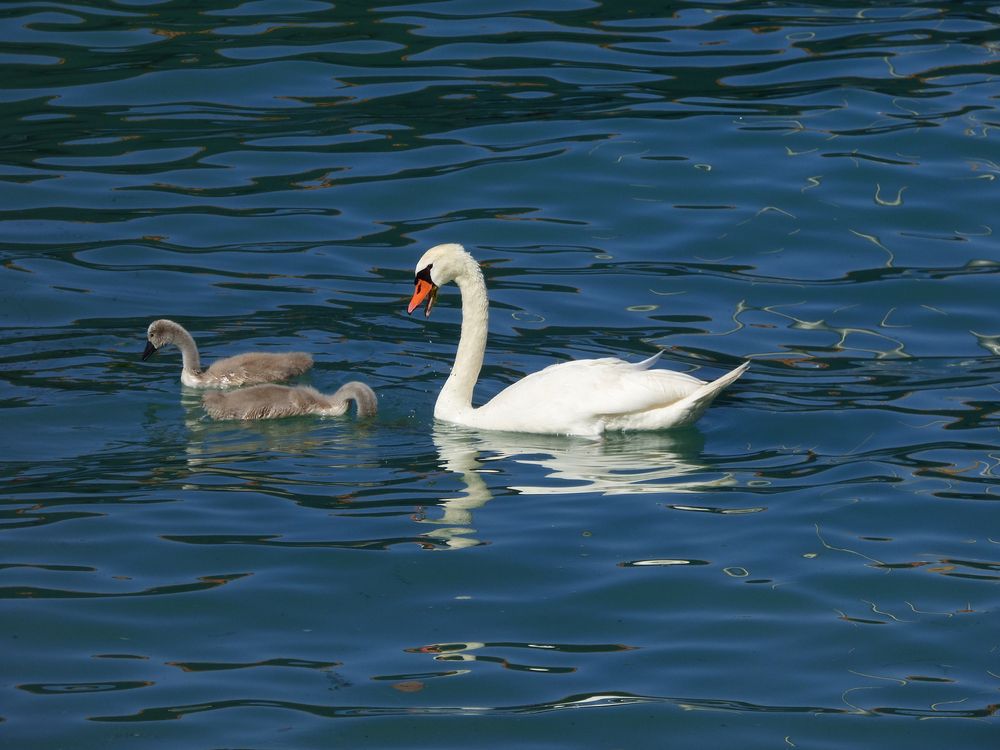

{"left": 142, "top": 319, "right": 313, "bottom": 388}
{"left": 407, "top": 243, "right": 749, "bottom": 437}
{"left": 202, "top": 382, "right": 377, "bottom": 420}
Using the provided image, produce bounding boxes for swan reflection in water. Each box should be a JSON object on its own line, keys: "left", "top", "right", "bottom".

{"left": 169, "top": 391, "right": 734, "bottom": 551}
{"left": 424, "top": 424, "right": 735, "bottom": 549}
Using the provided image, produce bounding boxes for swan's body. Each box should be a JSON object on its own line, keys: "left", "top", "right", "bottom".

{"left": 202, "top": 382, "right": 377, "bottom": 421}
{"left": 407, "top": 243, "right": 748, "bottom": 437}
{"left": 142, "top": 319, "right": 313, "bottom": 388}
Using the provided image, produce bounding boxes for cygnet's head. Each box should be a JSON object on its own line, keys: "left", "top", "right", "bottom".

{"left": 407, "top": 243, "right": 475, "bottom": 317}
{"left": 143, "top": 319, "right": 182, "bottom": 360}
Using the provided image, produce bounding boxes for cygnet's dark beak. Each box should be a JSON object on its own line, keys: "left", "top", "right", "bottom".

{"left": 142, "top": 340, "right": 158, "bottom": 361}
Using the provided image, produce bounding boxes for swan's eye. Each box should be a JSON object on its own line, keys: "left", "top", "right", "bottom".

{"left": 415, "top": 264, "right": 433, "bottom": 285}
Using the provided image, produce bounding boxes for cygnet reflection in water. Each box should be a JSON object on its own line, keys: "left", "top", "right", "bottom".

{"left": 178, "top": 387, "right": 378, "bottom": 477}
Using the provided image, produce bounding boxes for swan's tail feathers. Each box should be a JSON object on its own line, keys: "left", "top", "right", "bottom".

{"left": 669, "top": 360, "right": 750, "bottom": 427}
{"left": 633, "top": 350, "right": 664, "bottom": 369}
{"left": 330, "top": 381, "right": 378, "bottom": 418}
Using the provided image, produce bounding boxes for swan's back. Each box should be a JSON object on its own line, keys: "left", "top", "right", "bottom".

{"left": 203, "top": 351, "right": 313, "bottom": 387}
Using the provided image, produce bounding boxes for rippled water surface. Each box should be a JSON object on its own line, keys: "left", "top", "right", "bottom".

{"left": 2, "top": 1, "right": 999, "bottom": 747}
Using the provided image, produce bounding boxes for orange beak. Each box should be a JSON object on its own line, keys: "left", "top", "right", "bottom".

{"left": 408, "top": 278, "right": 438, "bottom": 317}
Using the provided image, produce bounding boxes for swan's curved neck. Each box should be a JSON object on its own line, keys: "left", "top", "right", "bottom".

{"left": 435, "top": 257, "right": 488, "bottom": 421}
{"left": 172, "top": 325, "right": 202, "bottom": 375}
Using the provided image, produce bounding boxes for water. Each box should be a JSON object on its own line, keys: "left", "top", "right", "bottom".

{"left": 2, "top": 1, "right": 998, "bottom": 747}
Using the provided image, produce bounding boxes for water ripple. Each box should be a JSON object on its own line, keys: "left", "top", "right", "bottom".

{"left": 87, "top": 688, "right": 1000, "bottom": 723}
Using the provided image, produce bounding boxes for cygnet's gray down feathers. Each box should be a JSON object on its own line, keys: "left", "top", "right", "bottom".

{"left": 203, "top": 382, "right": 377, "bottom": 420}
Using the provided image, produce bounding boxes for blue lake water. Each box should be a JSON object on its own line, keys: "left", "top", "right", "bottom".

{"left": 1, "top": 1, "right": 999, "bottom": 747}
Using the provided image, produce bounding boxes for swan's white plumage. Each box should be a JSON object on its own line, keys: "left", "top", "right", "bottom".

{"left": 408, "top": 243, "right": 748, "bottom": 437}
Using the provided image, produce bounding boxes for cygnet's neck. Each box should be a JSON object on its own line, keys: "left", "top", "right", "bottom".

{"left": 170, "top": 324, "right": 203, "bottom": 377}
{"left": 434, "top": 256, "right": 489, "bottom": 422}
{"left": 322, "top": 382, "right": 377, "bottom": 418}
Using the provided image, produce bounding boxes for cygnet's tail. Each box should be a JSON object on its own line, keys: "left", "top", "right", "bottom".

{"left": 329, "top": 381, "right": 378, "bottom": 418}
{"left": 667, "top": 361, "right": 750, "bottom": 428}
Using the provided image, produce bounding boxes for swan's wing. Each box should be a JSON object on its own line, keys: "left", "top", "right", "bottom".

{"left": 477, "top": 357, "right": 709, "bottom": 433}
{"left": 607, "top": 361, "right": 750, "bottom": 430}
